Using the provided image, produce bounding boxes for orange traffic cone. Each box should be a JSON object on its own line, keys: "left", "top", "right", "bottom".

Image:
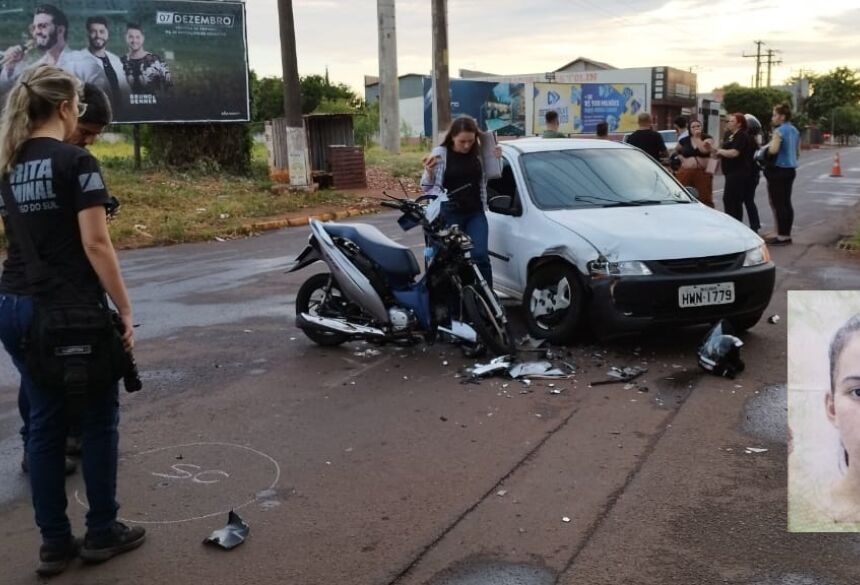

{"left": 831, "top": 152, "right": 843, "bottom": 177}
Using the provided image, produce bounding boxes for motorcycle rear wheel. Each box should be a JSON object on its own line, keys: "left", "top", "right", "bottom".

{"left": 295, "top": 273, "right": 351, "bottom": 346}
{"left": 461, "top": 286, "right": 515, "bottom": 356}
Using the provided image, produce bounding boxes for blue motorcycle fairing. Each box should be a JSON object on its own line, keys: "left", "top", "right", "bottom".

{"left": 324, "top": 222, "right": 420, "bottom": 278}
{"left": 392, "top": 279, "right": 432, "bottom": 330}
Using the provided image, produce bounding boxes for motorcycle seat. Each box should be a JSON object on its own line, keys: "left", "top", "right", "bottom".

{"left": 324, "top": 223, "right": 420, "bottom": 278}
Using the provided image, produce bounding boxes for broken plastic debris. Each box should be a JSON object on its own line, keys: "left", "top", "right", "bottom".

{"left": 745, "top": 447, "right": 768, "bottom": 454}
{"left": 203, "top": 510, "right": 249, "bottom": 550}
{"left": 768, "top": 314, "right": 780, "bottom": 324}
{"left": 549, "top": 388, "right": 563, "bottom": 395}
{"left": 509, "top": 361, "right": 553, "bottom": 378}
{"left": 496, "top": 489, "right": 508, "bottom": 497}
{"left": 518, "top": 335, "right": 548, "bottom": 350}
{"left": 697, "top": 320, "right": 745, "bottom": 379}
{"left": 354, "top": 348, "right": 382, "bottom": 358}
{"left": 468, "top": 356, "right": 511, "bottom": 378}
{"left": 591, "top": 366, "right": 647, "bottom": 386}
{"left": 562, "top": 516, "right": 571, "bottom": 523}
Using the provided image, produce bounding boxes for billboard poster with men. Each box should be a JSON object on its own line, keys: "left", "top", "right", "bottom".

{"left": 533, "top": 82, "right": 647, "bottom": 135}
{"left": 422, "top": 78, "right": 526, "bottom": 138}
{"left": 0, "top": 0, "right": 249, "bottom": 123}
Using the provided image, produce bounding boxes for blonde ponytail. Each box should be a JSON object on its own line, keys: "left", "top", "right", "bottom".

{"left": 0, "top": 65, "right": 80, "bottom": 174}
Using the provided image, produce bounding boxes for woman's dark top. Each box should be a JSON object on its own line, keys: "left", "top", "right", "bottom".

{"left": 443, "top": 149, "right": 483, "bottom": 214}
{"left": 679, "top": 135, "right": 711, "bottom": 158}
{"left": 0, "top": 138, "right": 111, "bottom": 298}
{"left": 720, "top": 130, "right": 752, "bottom": 176}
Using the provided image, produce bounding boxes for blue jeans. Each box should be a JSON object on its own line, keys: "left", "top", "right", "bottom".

{"left": 0, "top": 294, "right": 120, "bottom": 544}
{"left": 440, "top": 205, "right": 493, "bottom": 288}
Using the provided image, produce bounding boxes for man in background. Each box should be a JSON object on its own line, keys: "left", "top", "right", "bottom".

{"left": 595, "top": 121, "right": 609, "bottom": 139}
{"left": 542, "top": 110, "right": 566, "bottom": 138}
{"left": 626, "top": 112, "right": 667, "bottom": 162}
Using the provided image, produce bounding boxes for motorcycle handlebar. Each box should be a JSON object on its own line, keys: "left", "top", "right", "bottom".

{"left": 380, "top": 200, "right": 402, "bottom": 209}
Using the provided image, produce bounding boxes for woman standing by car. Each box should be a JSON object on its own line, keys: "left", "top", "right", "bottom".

{"left": 674, "top": 119, "right": 715, "bottom": 207}
{"left": 763, "top": 103, "right": 800, "bottom": 245}
{"left": 714, "top": 113, "right": 754, "bottom": 222}
{"left": 420, "top": 116, "right": 499, "bottom": 286}
{"left": 0, "top": 65, "right": 144, "bottom": 576}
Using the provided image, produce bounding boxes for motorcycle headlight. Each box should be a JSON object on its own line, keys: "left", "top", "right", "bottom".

{"left": 743, "top": 244, "right": 771, "bottom": 267}
{"left": 588, "top": 260, "right": 653, "bottom": 277}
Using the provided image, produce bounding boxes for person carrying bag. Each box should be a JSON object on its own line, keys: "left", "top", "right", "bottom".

{"left": 0, "top": 65, "right": 144, "bottom": 577}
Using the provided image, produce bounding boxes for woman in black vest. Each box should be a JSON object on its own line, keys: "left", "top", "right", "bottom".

{"left": 0, "top": 65, "right": 144, "bottom": 575}
{"left": 714, "top": 113, "right": 754, "bottom": 222}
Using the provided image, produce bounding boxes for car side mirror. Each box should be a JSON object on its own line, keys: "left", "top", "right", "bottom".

{"left": 686, "top": 186, "right": 700, "bottom": 201}
{"left": 488, "top": 194, "right": 516, "bottom": 215}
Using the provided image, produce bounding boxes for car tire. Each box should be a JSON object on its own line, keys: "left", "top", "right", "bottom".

{"left": 295, "top": 273, "right": 351, "bottom": 346}
{"left": 728, "top": 312, "right": 764, "bottom": 334}
{"left": 523, "top": 262, "right": 585, "bottom": 344}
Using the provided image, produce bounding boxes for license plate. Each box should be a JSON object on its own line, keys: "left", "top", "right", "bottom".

{"left": 678, "top": 282, "right": 735, "bottom": 308}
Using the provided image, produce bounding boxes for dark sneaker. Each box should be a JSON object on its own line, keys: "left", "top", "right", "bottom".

{"left": 80, "top": 522, "right": 146, "bottom": 563}
{"left": 21, "top": 454, "right": 77, "bottom": 475}
{"left": 36, "top": 536, "right": 80, "bottom": 577}
{"left": 766, "top": 236, "right": 792, "bottom": 246}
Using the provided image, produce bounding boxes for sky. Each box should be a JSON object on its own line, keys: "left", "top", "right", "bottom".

{"left": 246, "top": 0, "right": 860, "bottom": 95}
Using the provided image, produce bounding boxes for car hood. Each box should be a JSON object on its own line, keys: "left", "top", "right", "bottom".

{"left": 544, "top": 204, "right": 762, "bottom": 261}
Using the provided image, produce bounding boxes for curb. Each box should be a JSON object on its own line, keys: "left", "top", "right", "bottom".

{"left": 233, "top": 207, "right": 380, "bottom": 236}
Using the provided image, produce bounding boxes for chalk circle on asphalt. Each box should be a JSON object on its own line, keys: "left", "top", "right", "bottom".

{"left": 74, "top": 442, "right": 281, "bottom": 525}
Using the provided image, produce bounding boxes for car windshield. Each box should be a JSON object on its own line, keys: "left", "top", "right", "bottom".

{"left": 521, "top": 148, "right": 694, "bottom": 210}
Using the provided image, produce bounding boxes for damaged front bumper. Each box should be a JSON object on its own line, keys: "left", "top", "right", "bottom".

{"left": 587, "top": 262, "right": 775, "bottom": 338}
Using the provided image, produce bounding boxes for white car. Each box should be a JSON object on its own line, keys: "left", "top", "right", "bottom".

{"left": 485, "top": 138, "right": 775, "bottom": 342}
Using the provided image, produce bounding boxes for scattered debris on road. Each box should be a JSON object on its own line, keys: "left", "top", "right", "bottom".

{"left": 697, "top": 320, "right": 745, "bottom": 379}
{"left": 203, "top": 510, "right": 249, "bottom": 550}
{"left": 767, "top": 314, "right": 780, "bottom": 324}
{"left": 354, "top": 348, "right": 382, "bottom": 358}
{"left": 591, "top": 366, "right": 647, "bottom": 386}
{"left": 745, "top": 447, "right": 769, "bottom": 454}
{"left": 562, "top": 516, "right": 571, "bottom": 523}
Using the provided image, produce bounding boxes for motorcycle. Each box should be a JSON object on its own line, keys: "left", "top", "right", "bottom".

{"left": 287, "top": 187, "right": 515, "bottom": 356}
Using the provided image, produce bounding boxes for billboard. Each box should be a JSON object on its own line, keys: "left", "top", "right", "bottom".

{"left": 423, "top": 78, "right": 526, "bottom": 138}
{"left": 534, "top": 82, "right": 647, "bottom": 134}
{"left": 0, "top": 0, "right": 249, "bottom": 123}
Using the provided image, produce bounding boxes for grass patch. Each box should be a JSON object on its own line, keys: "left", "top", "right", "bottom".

{"left": 365, "top": 144, "right": 426, "bottom": 179}
{"left": 0, "top": 138, "right": 353, "bottom": 250}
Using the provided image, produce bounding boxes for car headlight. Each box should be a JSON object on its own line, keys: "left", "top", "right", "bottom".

{"left": 588, "top": 260, "right": 653, "bottom": 277}
{"left": 742, "top": 244, "right": 771, "bottom": 267}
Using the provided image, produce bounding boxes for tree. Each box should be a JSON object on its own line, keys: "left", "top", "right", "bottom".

{"left": 805, "top": 67, "right": 860, "bottom": 122}
{"left": 300, "top": 74, "right": 359, "bottom": 114}
{"left": 723, "top": 86, "right": 793, "bottom": 134}
{"left": 824, "top": 105, "right": 860, "bottom": 144}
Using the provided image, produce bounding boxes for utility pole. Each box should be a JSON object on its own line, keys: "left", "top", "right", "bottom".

{"left": 764, "top": 48, "right": 782, "bottom": 87}
{"left": 431, "top": 0, "right": 451, "bottom": 142}
{"left": 743, "top": 41, "right": 765, "bottom": 88}
{"left": 277, "top": 0, "right": 311, "bottom": 188}
{"left": 377, "top": 0, "right": 400, "bottom": 153}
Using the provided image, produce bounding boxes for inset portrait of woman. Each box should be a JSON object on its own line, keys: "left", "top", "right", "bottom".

{"left": 789, "top": 291, "right": 860, "bottom": 532}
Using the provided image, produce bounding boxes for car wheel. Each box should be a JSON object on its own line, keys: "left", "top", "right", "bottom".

{"left": 523, "top": 262, "right": 585, "bottom": 344}
{"left": 728, "top": 312, "right": 764, "bottom": 334}
{"left": 295, "top": 273, "right": 351, "bottom": 346}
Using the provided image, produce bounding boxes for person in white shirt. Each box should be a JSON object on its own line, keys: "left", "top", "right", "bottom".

{"left": 81, "top": 16, "right": 130, "bottom": 111}
{"left": 1, "top": 4, "right": 109, "bottom": 96}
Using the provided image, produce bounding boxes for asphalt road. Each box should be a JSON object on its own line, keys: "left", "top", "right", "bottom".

{"left": 1, "top": 147, "right": 860, "bottom": 584}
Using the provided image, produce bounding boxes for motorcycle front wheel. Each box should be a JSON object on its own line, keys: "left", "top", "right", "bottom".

{"left": 461, "top": 285, "right": 515, "bottom": 356}
{"left": 295, "top": 273, "right": 350, "bottom": 346}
